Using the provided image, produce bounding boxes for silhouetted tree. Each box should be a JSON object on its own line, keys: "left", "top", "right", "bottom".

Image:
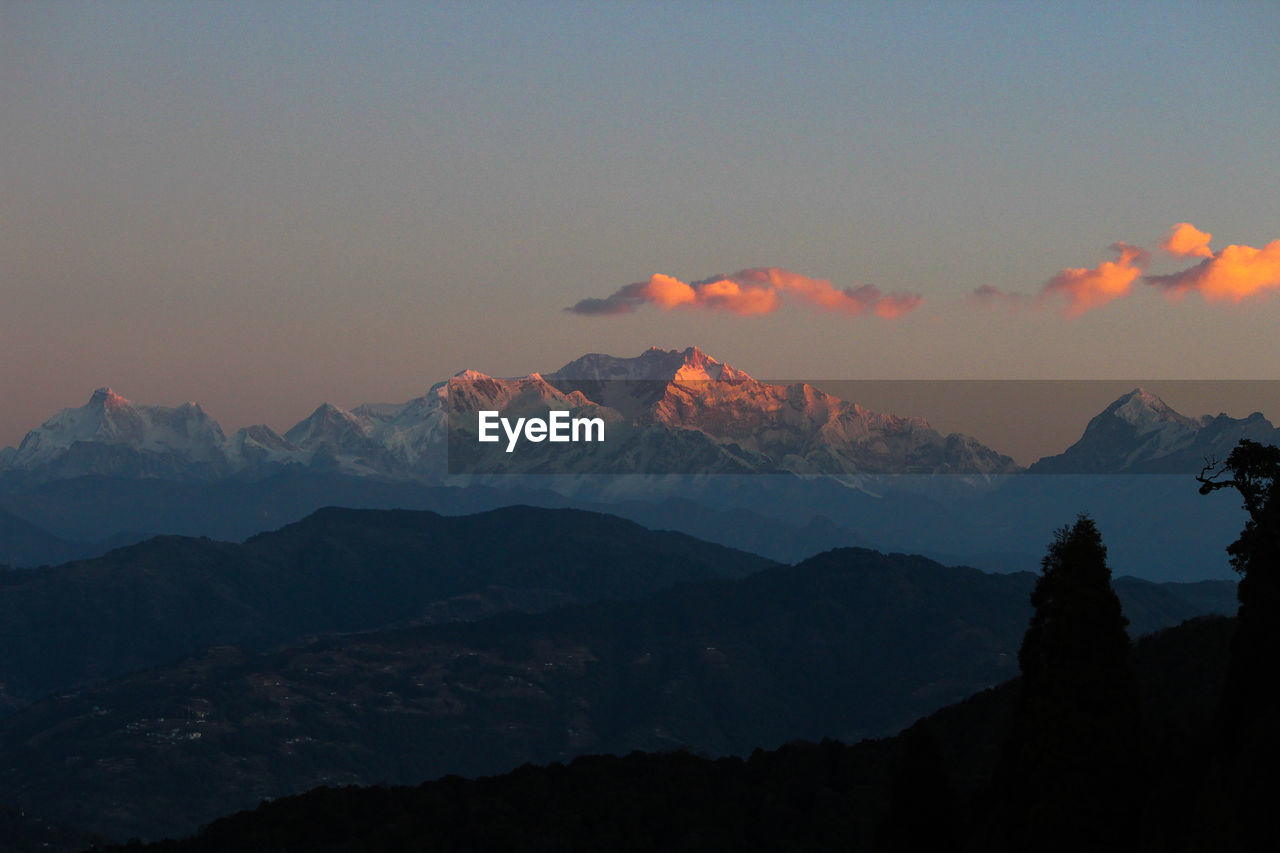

{"left": 1197, "top": 439, "right": 1280, "bottom": 849}
{"left": 993, "top": 515, "right": 1141, "bottom": 852}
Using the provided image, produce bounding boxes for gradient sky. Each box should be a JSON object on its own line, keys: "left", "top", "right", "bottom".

{"left": 2, "top": 1, "right": 1279, "bottom": 449}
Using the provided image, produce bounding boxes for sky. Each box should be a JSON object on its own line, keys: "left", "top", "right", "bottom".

{"left": 2, "top": 1, "right": 1279, "bottom": 450}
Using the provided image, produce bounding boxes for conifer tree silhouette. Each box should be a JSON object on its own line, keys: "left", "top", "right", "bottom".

{"left": 994, "top": 515, "right": 1141, "bottom": 852}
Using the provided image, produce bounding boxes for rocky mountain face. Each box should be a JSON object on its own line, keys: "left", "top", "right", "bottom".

{"left": 0, "top": 348, "right": 1022, "bottom": 483}
{"left": 1028, "top": 388, "right": 1280, "bottom": 474}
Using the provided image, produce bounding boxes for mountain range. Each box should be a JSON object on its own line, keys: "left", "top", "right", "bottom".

{"left": 0, "top": 519, "right": 1235, "bottom": 841}
{"left": 0, "top": 349, "right": 1268, "bottom": 848}
{"left": 0, "top": 506, "right": 771, "bottom": 712}
{"left": 1, "top": 347, "right": 1274, "bottom": 580}
{"left": 0, "top": 347, "right": 1025, "bottom": 484}
{"left": 98, "top": 614, "right": 1232, "bottom": 853}
{"left": 3, "top": 347, "right": 1276, "bottom": 488}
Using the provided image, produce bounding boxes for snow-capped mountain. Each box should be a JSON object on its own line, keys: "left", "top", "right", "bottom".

{"left": 550, "top": 346, "right": 748, "bottom": 384}
{"left": 280, "top": 402, "right": 394, "bottom": 476}
{"left": 13, "top": 357, "right": 1275, "bottom": 484}
{"left": 1028, "top": 388, "right": 1280, "bottom": 474}
{"left": 548, "top": 347, "right": 1019, "bottom": 475}
{"left": 282, "top": 373, "right": 613, "bottom": 479}
{"left": 224, "top": 424, "right": 300, "bottom": 473}
{"left": 2, "top": 388, "right": 236, "bottom": 482}
{"left": 0, "top": 348, "right": 1023, "bottom": 484}
{"left": 544, "top": 346, "right": 746, "bottom": 418}
{"left": 448, "top": 371, "right": 765, "bottom": 477}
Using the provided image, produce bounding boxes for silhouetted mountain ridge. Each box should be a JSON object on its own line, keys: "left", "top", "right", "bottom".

{"left": 0, "top": 546, "right": 1231, "bottom": 841}
{"left": 88, "top": 615, "right": 1236, "bottom": 852}
{"left": 0, "top": 509, "right": 99, "bottom": 569}
{"left": 0, "top": 506, "right": 772, "bottom": 711}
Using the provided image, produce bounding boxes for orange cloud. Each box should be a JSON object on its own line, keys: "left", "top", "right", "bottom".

{"left": 1148, "top": 239, "right": 1280, "bottom": 302}
{"left": 641, "top": 273, "right": 698, "bottom": 309}
{"left": 1161, "top": 222, "right": 1214, "bottom": 258}
{"left": 971, "top": 224, "right": 1280, "bottom": 314}
{"left": 567, "top": 267, "right": 922, "bottom": 318}
{"left": 684, "top": 276, "right": 779, "bottom": 314}
{"left": 1039, "top": 242, "right": 1150, "bottom": 315}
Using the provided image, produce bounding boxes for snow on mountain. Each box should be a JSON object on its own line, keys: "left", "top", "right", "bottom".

{"left": 14, "top": 388, "right": 228, "bottom": 462}
{"left": 1194, "top": 411, "right": 1279, "bottom": 459}
{"left": 549, "top": 346, "right": 746, "bottom": 383}
{"left": 273, "top": 372, "right": 613, "bottom": 479}
{"left": 225, "top": 424, "right": 301, "bottom": 472}
{"left": 447, "top": 370, "right": 595, "bottom": 414}
{"left": 1109, "top": 388, "right": 1204, "bottom": 433}
{"left": 353, "top": 374, "right": 586, "bottom": 479}
{"left": 284, "top": 402, "right": 376, "bottom": 452}
{"left": 282, "top": 401, "right": 420, "bottom": 478}
{"left": 0, "top": 348, "right": 1026, "bottom": 483}
{"left": 2, "top": 388, "right": 235, "bottom": 482}
{"left": 353, "top": 387, "right": 446, "bottom": 474}
{"left": 1028, "top": 388, "right": 1280, "bottom": 474}
{"left": 550, "top": 347, "right": 1019, "bottom": 475}
{"left": 545, "top": 347, "right": 753, "bottom": 419}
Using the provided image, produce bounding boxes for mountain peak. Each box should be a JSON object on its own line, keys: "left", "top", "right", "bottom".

{"left": 307, "top": 402, "right": 362, "bottom": 422}
{"left": 1115, "top": 387, "right": 1161, "bottom": 406}
{"left": 1103, "top": 388, "right": 1197, "bottom": 431}
{"left": 549, "top": 346, "right": 747, "bottom": 383}
{"left": 284, "top": 402, "right": 373, "bottom": 451}
{"left": 1029, "top": 386, "right": 1279, "bottom": 474}
{"left": 89, "top": 387, "right": 131, "bottom": 410}
{"left": 674, "top": 346, "right": 732, "bottom": 380}
{"left": 4, "top": 387, "right": 232, "bottom": 480}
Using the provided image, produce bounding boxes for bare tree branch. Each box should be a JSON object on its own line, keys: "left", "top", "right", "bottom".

{"left": 1197, "top": 454, "right": 1231, "bottom": 494}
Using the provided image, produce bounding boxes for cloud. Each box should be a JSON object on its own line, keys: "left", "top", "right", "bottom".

{"left": 567, "top": 267, "right": 922, "bottom": 318}
{"left": 566, "top": 287, "right": 647, "bottom": 316}
{"left": 1147, "top": 239, "right": 1280, "bottom": 302}
{"left": 969, "top": 284, "right": 1030, "bottom": 308}
{"left": 1161, "top": 222, "right": 1214, "bottom": 259}
{"left": 565, "top": 273, "right": 777, "bottom": 316}
{"left": 969, "top": 224, "right": 1280, "bottom": 315}
{"left": 1040, "top": 242, "right": 1150, "bottom": 315}
{"left": 970, "top": 243, "right": 1149, "bottom": 315}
